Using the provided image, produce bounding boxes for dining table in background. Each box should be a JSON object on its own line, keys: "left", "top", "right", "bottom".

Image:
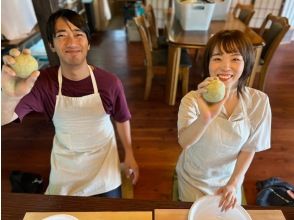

{"left": 165, "top": 12, "right": 265, "bottom": 106}
{"left": 2, "top": 193, "right": 294, "bottom": 220}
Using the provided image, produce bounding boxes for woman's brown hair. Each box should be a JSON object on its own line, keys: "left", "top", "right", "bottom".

{"left": 202, "top": 30, "right": 255, "bottom": 95}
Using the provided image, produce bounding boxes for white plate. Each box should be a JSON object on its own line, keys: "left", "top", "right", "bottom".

{"left": 188, "top": 195, "right": 252, "bottom": 220}
{"left": 42, "top": 214, "right": 78, "bottom": 220}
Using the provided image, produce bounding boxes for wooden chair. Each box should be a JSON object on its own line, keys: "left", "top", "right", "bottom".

{"left": 120, "top": 163, "right": 133, "bottom": 199}
{"left": 253, "top": 13, "right": 290, "bottom": 91}
{"left": 233, "top": 3, "right": 255, "bottom": 25}
{"left": 194, "top": 3, "right": 255, "bottom": 65}
{"left": 144, "top": 4, "right": 168, "bottom": 49}
{"left": 134, "top": 16, "right": 192, "bottom": 100}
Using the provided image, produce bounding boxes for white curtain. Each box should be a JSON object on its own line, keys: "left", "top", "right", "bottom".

{"left": 93, "top": 0, "right": 112, "bottom": 30}
{"left": 282, "top": 0, "right": 294, "bottom": 26}
{"left": 1, "top": 0, "right": 37, "bottom": 40}
{"left": 282, "top": 0, "right": 294, "bottom": 41}
{"left": 146, "top": 0, "right": 170, "bottom": 29}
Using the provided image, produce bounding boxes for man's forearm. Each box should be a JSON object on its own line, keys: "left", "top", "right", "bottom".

{"left": 115, "top": 120, "right": 134, "bottom": 156}
{"left": 1, "top": 92, "right": 21, "bottom": 125}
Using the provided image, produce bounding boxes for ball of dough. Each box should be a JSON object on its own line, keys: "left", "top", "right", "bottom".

{"left": 11, "top": 53, "right": 38, "bottom": 78}
{"left": 202, "top": 79, "right": 225, "bottom": 103}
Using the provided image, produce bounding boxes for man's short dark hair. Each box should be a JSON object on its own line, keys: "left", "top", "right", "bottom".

{"left": 46, "top": 9, "right": 91, "bottom": 45}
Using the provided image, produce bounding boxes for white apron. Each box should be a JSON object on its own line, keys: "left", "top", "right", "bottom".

{"left": 176, "top": 98, "right": 250, "bottom": 203}
{"left": 45, "top": 66, "right": 121, "bottom": 196}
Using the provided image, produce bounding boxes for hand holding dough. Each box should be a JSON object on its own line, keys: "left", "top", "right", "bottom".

{"left": 202, "top": 79, "right": 225, "bottom": 103}
{"left": 10, "top": 51, "right": 38, "bottom": 78}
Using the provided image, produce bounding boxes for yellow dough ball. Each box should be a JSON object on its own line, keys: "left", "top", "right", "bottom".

{"left": 11, "top": 53, "right": 38, "bottom": 78}
{"left": 202, "top": 79, "right": 225, "bottom": 103}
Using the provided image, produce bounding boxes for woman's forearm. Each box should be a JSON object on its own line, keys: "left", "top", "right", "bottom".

{"left": 178, "top": 117, "right": 210, "bottom": 149}
{"left": 227, "top": 150, "right": 255, "bottom": 187}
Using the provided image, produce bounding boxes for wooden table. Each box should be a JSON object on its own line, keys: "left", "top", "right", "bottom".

{"left": 2, "top": 193, "right": 294, "bottom": 220}
{"left": 165, "top": 13, "right": 265, "bottom": 105}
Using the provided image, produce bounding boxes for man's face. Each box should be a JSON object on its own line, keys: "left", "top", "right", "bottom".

{"left": 51, "top": 18, "right": 89, "bottom": 66}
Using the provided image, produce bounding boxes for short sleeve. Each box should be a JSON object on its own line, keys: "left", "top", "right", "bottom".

{"left": 242, "top": 93, "right": 271, "bottom": 152}
{"left": 93, "top": 67, "right": 131, "bottom": 123}
{"left": 112, "top": 78, "right": 131, "bottom": 122}
{"left": 177, "top": 91, "right": 199, "bottom": 135}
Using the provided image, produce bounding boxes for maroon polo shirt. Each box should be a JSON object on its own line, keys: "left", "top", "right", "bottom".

{"left": 15, "top": 66, "right": 131, "bottom": 122}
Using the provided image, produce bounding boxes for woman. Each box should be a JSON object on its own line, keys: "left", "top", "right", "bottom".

{"left": 176, "top": 30, "right": 271, "bottom": 211}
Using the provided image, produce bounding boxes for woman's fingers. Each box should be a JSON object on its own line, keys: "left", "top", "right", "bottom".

{"left": 197, "top": 76, "right": 216, "bottom": 90}
{"left": 218, "top": 189, "right": 237, "bottom": 212}
{"left": 195, "top": 88, "right": 207, "bottom": 97}
{"left": 232, "top": 197, "right": 237, "bottom": 209}
{"left": 220, "top": 193, "right": 233, "bottom": 211}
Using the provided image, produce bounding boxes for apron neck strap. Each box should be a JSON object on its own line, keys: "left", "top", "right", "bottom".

{"left": 57, "top": 65, "right": 98, "bottom": 95}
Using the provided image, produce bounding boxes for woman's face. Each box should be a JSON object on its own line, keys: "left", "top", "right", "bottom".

{"left": 208, "top": 46, "right": 244, "bottom": 89}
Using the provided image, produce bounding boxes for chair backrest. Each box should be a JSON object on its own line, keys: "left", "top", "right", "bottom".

{"left": 256, "top": 13, "right": 290, "bottom": 90}
{"left": 133, "top": 16, "right": 153, "bottom": 67}
{"left": 233, "top": 3, "right": 255, "bottom": 25}
{"left": 145, "top": 4, "right": 160, "bottom": 49}
{"left": 258, "top": 13, "right": 290, "bottom": 63}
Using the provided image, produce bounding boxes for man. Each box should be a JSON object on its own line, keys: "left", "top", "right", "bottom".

{"left": 1, "top": 9, "right": 139, "bottom": 197}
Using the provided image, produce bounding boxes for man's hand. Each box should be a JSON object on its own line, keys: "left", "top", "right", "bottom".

{"left": 123, "top": 154, "right": 139, "bottom": 185}
{"left": 2, "top": 48, "right": 40, "bottom": 97}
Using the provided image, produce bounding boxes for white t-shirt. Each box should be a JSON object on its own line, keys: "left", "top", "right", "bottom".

{"left": 176, "top": 86, "right": 271, "bottom": 201}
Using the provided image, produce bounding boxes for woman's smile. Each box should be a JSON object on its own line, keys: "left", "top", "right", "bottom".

{"left": 217, "top": 73, "right": 233, "bottom": 81}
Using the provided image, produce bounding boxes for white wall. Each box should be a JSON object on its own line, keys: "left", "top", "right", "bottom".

{"left": 281, "top": 0, "right": 294, "bottom": 41}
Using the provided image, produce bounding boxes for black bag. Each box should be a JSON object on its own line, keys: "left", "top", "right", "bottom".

{"left": 256, "top": 177, "right": 294, "bottom": 206}
{"left": 9, "top": 170, "right": 44, "bottom": 193}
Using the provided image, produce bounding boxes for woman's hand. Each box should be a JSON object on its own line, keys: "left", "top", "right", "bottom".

{"left": 1, "top": 48, "right": 40, "bottom": 97}
{"left": 216, "top": 184, "right": 237, "bottom": 212}
{"left": 195, "top": 77, "right": 229, "bottom": 124}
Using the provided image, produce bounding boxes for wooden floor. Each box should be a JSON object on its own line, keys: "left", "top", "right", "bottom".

{"left": 2, "top": 30, "right": 294, "bottom": 205}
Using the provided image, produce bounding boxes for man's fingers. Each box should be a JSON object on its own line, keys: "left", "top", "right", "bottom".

{"left": 22, "top": 48, "right": 31, "bottom": 55}
{"left": 25, "top": 71, "right": 40, "bottom": 87}
{"left": 2, "top": 65, "right": 16, "bottom": 77}
{"left": 132, "top": 168, "right": 139, "bottom": 185}
{"left": 3, "top": 55, "right": 16, "bottom": 65}
{"left": 9, "top": 48, "right": 21, "bottom": 57}
{"left": 28, "top": 71, "right": 40, "bottom": 82}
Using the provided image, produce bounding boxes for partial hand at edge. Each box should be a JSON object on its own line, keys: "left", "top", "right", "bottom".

{"left": 1, "top": 48, "right": 40, "bottom": 98}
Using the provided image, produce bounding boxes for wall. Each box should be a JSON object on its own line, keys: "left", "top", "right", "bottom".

{"left": 281, "top": 0, "right": 294, "bottom": 41}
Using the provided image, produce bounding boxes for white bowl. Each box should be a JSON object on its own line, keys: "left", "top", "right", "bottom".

{"left": 188, "top": 195, "right": 252, "bottom": 220}
{"left": 42, "top": 214, "right": 78, "bottom": 220}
